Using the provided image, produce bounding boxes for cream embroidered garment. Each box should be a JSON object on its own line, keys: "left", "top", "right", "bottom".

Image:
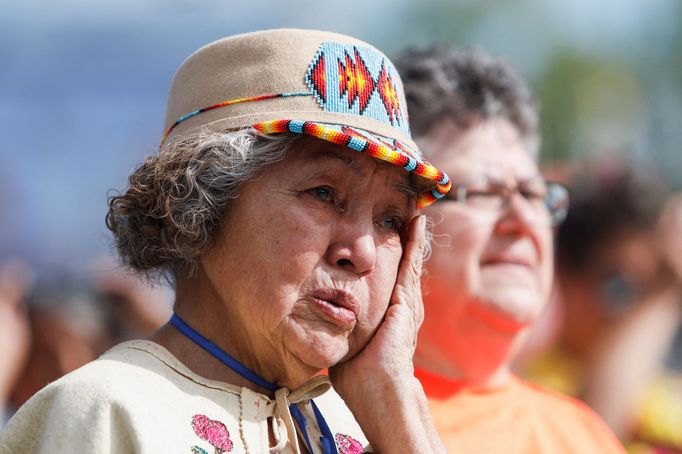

{"left": 0, "top": 340, "right": 369, "bottom": 453}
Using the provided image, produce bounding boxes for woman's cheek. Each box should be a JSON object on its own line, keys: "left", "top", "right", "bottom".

{"left": 367, "top": 252, "right": 401, "bottom": 319}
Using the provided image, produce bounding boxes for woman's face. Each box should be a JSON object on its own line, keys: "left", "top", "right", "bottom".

{"left": 201, "top": 137, "right": 415, "bottom": 381}
{"left": 418, "top": 118, "right": 553, "bottom": 345}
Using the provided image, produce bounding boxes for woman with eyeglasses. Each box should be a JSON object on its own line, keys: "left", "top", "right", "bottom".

{"left": 395, "top": 45, "right": 625, "bottom": 454}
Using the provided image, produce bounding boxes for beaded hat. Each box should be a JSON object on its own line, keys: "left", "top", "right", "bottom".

{"left": 162, "top": 29, "right": 450, "bottom": 207}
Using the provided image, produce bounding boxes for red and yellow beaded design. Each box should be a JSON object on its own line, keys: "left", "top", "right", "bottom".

{"left": 305, "top": 42, "right": 408, "bottom": 132}
{"left": 337, "top": 48, "right": 376, "bottom": 113}
{"left": 253, "top": 119, "right": 451, "bottom": 208}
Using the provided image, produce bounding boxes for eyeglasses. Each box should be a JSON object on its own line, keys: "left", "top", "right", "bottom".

{"left": 443, "top": 176, "right": 570, "bottom": 225}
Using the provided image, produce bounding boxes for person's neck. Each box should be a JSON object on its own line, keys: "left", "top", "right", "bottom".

{"left": 149, "top": 272, "right": 315, "bottom": 395}
{"left": 150, "top": 320, "right": 279, "bottom": 397}
{"left": 415, "top": 318, "right": 528, "bottom": 391}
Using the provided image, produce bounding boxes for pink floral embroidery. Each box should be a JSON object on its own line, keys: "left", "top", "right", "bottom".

{"left": 192, "top": 414, "right": 233, "bottom": 453}
{"left": 335, "top": 433, "right": 364, "bottom": 454}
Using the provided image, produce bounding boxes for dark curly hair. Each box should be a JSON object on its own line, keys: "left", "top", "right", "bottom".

{"left": 394, "top": 45, "right": 539, "bottom": 154}
{"left": 106, "top": 129, "right": 297, "bottom": 282}
{"left": 557, "top": 163, "right": 667, "bottom": 271}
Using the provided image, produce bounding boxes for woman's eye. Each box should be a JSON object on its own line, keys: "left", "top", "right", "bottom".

{"left": 308, "top": 186, "right": 335, "bottom": 203}
{"left": 466, "top": 189, "right": 497, "bottom": 199}
{"left": 520, "top": 188, "right": 546, "bottom": 203}
{"left": 378, "top": 216, "right": 403, "bottom": 233}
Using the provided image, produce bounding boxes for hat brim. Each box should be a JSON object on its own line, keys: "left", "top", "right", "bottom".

{"left": 253, "top": 119, "right": 451, "bottom": 208}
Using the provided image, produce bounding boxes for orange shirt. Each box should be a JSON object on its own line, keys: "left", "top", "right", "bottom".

{"left": 416, "top": 368, "right": 625, "bottom": 454}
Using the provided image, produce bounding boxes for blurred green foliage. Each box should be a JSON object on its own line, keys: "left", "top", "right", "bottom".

{"left": 393, "top": 0, "right": 681, "bottom": 183}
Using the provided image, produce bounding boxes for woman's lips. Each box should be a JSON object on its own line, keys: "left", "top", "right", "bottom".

{"left": 481, "top": 253, "right": 534, "bottom": 268}
{"left": 480, "top": 257, "right": 536, "bottom": 280}
{"left": 307, "top": 288, "right": 359, "bottom": 330}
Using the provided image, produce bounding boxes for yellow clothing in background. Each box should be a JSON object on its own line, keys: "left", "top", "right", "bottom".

{"left": 524, "top": 347, "right": 682, "bottom": 453}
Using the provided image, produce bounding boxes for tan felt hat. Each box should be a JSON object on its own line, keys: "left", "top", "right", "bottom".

{"left": 161, "top": 28, "right": 450, "bottom": 207}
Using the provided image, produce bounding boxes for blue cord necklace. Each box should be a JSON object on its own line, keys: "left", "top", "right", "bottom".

{"left": 170, "top": 313, "right": 338, "bottom": 454}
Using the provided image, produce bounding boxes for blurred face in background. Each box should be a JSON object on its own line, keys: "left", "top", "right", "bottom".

{"left": 10, "top": 306, "right": 107, "bottom": 408}
{"left": 8, "top": 275, "right": 170, "bottom": 409}
{"left": 416, "top": 117, "right": 554, "bottom": 365}
{"left": 558, "top": 228, "right": 662, "bottom": 354}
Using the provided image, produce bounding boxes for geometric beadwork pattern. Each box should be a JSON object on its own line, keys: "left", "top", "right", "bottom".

{"left": 376, "top": 62, "right": 402, "bottom": 126}
{"left": 306, "top": 42, "right": 408, "bottom": 135}
{"left": 338, "top": 48, "right": 375, "bottom": 113}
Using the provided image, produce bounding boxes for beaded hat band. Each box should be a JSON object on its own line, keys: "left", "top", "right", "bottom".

{"left": 162, "top": 29, "right": 451, "bottom": 206}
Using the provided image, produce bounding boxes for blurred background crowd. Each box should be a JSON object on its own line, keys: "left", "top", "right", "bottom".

{"left": 1, "top": 0, "right": 681, "bottom": 452}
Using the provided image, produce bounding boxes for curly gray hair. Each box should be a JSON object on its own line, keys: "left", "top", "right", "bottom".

{"left": 106, "top": 129, "right": 297, "bottom": 281}
{"left": 394, "top": 45, "right": 540, "bottom": 156}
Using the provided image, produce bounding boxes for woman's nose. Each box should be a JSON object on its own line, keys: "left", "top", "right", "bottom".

{"left": 326, "top": 219, "right": 377, "bottom": 276}
{"left": 495, "top": 192, "right": 544, "bottom": 235}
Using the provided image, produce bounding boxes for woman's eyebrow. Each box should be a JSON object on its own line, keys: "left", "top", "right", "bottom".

{"left": 304, "top": 149, "right": 366, "bottom": 175}
{"left": 394, "top": 182, "right": 417, "bottom": 199}
{"left": 301, "top": 149, "right": 414, "bottom": 200}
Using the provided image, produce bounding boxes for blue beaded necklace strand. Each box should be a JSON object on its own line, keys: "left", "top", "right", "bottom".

{"left": 170, "top": 313, "right": 339, "bottom": 454}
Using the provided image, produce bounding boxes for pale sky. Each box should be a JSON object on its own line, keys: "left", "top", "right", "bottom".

{"left": 0, "top": 0, "right": 678, "bottom": 272}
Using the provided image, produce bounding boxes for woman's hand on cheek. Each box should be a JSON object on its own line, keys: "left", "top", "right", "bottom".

{"left": 329, "top": 215, "right": 446, "bottom": 453}
{"left": 330, "top": 214, "right": 425, "bottom": 389}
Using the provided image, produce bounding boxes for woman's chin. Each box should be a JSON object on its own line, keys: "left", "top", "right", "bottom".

{"left": 290, "top": 332, "right": 351, "bottom": 372}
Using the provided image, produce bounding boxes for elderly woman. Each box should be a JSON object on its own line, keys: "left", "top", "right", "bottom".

{"left": 0, "top": 30, "right": 449, "bottom": 453}
{"left": 395, "top": 45, "right": 623, "bottom": 453}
